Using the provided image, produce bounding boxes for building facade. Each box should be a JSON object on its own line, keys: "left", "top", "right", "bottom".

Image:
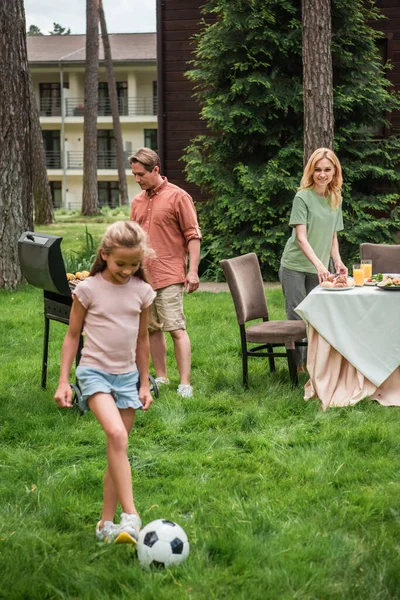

{"left": 28, "top": 33, "right": 157, "bottom": 209}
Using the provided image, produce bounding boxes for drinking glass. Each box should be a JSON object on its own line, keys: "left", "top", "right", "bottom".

{"left": 353, "top": 264, "right": 364, "bottom": 286}
{"left": 361, "top": 259, "right": 372, "bottom": 279}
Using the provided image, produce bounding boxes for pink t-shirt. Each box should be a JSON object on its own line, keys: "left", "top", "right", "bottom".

{"left": 73, "top": 273, "right": 156, "bottom": 373}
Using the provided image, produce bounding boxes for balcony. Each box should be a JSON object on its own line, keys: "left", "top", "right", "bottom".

{"left": 40, "top": 98, "right": 61, "bottom": 117}
{"left": 44, "top": 150, "right": 62, "bottom": 169}
{"left": 66, "top": 151, "right": 132, "bottom": 170}
{"left": 65, "top": 97, "right": 157, "bottom": 117}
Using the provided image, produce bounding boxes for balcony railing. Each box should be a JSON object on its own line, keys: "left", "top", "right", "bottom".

{"left": 67, "top": 151, "right": 132, "bottom": 170}
{"left": 65, "top": 97, "right": 157, "bottom": 117}
{"left": 40, "top": 98, "right": 61, "bottom": 117}
{"left": 44, "top": 150, "right": 62, "bottom": 169}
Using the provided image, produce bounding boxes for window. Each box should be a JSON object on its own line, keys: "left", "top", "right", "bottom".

{"left": 49, "top": 181, "right": 62, "bottom": 208}
{"left": 144, "top": 129, "right": 158, "bottom": 152}
{"left": 98, "top": 81, "right": 128, "bottom": 116}
{"left": 98, "top": 182, "right": 119, "bottom": 208}
{"left": 97, "top": 130, "right": 116, "bottom": 168}
{"left": 39, "top": 83, "right": 61, "bottom": 116}
{"left": 42, "top": 131, "right": 61, "bottom": 168}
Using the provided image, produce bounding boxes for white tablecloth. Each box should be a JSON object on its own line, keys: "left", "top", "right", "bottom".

{"left": 295, "top": 285, "right": 400, "bottom": 409}
{"left": 296, "top": 285, "right": 400, "bottom": 387}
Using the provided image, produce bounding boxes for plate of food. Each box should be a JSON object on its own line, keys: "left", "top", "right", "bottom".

{"left": 365, "top": 273, "right": 383, "bottom": 286}
{"left": 377, "top": 275, "right": 400, "bottom": 291}
{"left": 320, "top": 274, "right": 355, "bottom": 291}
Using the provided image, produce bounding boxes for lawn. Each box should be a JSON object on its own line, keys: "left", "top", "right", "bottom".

{"left": 1, "top": 222, "right": 400, "bottom": 599}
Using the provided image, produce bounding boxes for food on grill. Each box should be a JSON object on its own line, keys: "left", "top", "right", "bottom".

{"left": 67, "top": 271, "right": 90, "bottom": 285}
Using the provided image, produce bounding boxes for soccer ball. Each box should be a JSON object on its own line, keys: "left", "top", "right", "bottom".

{"left": 137, "top": 519, "right": 190, "bottom": 570}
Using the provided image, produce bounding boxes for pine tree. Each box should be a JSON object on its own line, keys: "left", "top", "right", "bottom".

{"left": 82, "top": 0, "right": 99, "bottom": 216}
{"left": 184, "top": 0, "right": 400, "bottom": 278}
{"left": 0, "top": 0, "right": 34, "bottom": 289}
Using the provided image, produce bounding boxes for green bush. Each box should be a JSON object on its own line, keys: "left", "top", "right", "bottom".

{"left": 184, "top": 0, "right": 400, "bottom": 279}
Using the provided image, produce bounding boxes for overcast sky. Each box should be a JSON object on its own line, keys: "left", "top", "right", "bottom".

{"left": 24, "top": 0, "right": 156, "bottom": 34}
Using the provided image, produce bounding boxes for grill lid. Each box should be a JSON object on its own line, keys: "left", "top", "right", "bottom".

{"left": 18, "top": 231, "right": 71, "bottom": 296}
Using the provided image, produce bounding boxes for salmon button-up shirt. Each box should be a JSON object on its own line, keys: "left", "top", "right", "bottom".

{"left": 130, "top": 177, "right": 202, "bottom": 291}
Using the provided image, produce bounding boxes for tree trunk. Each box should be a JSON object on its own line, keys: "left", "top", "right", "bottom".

{"left": 82, "top": 0, "right": 99, "bottom": 216}
{"left": 29, "top": 73, "right": 55, "bottom": 225}
{"left": 0, "top": 0, "right": 34, "bottom": 290}
{"left": 98, "top": 0, "right": 129, "bottom": 206}
{"left": 301, "top": 0, "right": 334, "bottom": 164}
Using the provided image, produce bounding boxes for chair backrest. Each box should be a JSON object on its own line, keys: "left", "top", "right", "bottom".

{"left": 360, "top": 243, "right": 400, "bottom": 274}
{"left": 220, "top": 253, "right": 268, "bottom": 325}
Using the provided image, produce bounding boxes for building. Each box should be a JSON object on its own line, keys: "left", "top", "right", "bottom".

{"left": 28, "top": 33, "right": 157, "bottom": 209}
{"left": 156, "top": 0, "right": 400, "bottom": 200}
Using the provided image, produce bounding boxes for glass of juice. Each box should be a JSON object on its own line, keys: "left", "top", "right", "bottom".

{"left": 353, "top": 264, "right": 365, "bottom": 286}
{"left": 361, "top": 259, "right": 372, "bottom": 279}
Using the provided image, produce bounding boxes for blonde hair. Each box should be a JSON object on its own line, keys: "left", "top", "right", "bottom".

{"left": 298, "top": 147, "right": 343, "bottom": 209}
{"left": 90, "top": 221, "right": 155, "bottom": 281}
{"left": 128, "top": 147, "right": 160, "bottom": 172}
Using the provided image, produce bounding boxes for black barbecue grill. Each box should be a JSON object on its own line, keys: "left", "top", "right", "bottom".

{"left": 18, "top": 231, "right": 84, "bottom": 389}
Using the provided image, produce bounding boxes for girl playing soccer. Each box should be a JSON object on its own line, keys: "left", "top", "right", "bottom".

{"left": 54, "top": 221, "right": 156, "bottom": 544}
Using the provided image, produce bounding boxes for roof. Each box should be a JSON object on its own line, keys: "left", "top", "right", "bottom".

{"left": 27, "top": 33, "right": 156, "bottom": 64}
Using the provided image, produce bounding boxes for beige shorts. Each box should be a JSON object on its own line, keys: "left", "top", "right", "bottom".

{"left": 149, "top": 284, "right": 186, "bottom": 332}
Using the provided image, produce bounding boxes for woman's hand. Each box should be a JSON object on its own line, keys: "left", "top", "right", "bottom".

{"left": 54, "top": 382, "right": 73, "bottom": 408}
{"left": 316, "top": 262, "right": 331, "bottom": 284}
{"left": 334, "top": 259, "right": 348, "bottom": 275}
{"left": 139, "top": 385, "right": 153, "bottom": 411}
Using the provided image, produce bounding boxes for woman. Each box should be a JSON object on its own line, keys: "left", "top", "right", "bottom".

{"left": 279, "top": 147, "right": 347, "bottom": 370}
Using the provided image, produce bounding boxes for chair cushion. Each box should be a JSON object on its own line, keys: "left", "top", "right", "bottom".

{"left": 246, "top": 320, "right": 307, "bottom": 349}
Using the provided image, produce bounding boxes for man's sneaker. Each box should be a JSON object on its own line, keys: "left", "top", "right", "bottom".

{"left": 96, "top": 520, "right": 117, "bottom": 543}
{"left": 114, "top": 512, "right": 142, "bottom": 544}
{"left": 177, "top": 384, "right": 193, "bottom": 398}
{"left": 155, "top": 377, "right": 170, "bottom": 385}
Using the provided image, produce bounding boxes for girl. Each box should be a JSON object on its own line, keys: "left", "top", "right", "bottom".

{"left": 54, "top": 221, "right": 156, "bottom": 544}
{"left": 279, "top": 148, "right": 347, "bottom": 369}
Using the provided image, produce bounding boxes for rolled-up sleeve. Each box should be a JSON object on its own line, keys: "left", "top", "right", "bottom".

{"left": 176, "top": 193, "right": 202, "bottom": 243}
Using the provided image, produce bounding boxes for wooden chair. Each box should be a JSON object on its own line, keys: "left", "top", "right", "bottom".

{"left": 360, "top": 243, "right": 400, "bottom": 274}
{"left": 220, "top": 253, "right": 307, "bottom": 387}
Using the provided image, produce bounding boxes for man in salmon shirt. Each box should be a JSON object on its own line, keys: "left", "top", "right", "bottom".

{"left": 129, "top": 148, "right": 202, "bottom": 399}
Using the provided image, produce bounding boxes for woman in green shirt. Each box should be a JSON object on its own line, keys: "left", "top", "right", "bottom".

{"left": 279, "top": 147, "right": 347, "bottom": 369}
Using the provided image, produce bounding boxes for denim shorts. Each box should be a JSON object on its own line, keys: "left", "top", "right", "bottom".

{"left": 75, "top": 366, "right": 143, "bottom": 414}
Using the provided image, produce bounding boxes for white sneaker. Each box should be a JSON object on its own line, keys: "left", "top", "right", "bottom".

{"left": 154, "top": 377, "right": 170, "bottom": 385}
{"left": 177, "top": 384, "right": 193, "bottom": 398}
{"left": 96, "top": 520, "right": 117, "bottom": 543}
{"left": 114, "top": 512, "right": 142, "bottom": 544}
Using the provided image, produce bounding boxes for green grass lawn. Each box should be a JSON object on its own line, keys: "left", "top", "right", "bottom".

{"left": 1, "top": 218, "right": 400, "bottom": 598}
{"left": 1, "top": 284, "right": 400, "bottom": 599}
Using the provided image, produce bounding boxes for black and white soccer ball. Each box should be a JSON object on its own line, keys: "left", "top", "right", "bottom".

{"left": 137, "top": 519, "right": 190, "bottom": 570}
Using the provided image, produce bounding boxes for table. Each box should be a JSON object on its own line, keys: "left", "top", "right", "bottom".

{"left": 295, "top": 284, "right": 400, "bottom": 409}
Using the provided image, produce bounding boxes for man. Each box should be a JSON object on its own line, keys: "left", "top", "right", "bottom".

{"left": 129, "top": 148, "right": 202, "bottom": 398}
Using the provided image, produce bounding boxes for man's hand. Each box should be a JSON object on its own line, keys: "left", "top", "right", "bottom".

{"left": 184, "top": 271, "right": 199, "bottom": 294}
{"left": 54, "top": 382, "right": 73, "bottom": 408}
{"left": 139, "top": 385, "right": 153, "bottom": 410}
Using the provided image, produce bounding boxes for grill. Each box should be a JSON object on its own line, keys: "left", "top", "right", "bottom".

{"left": 18, "top": 231, "right": 83, "bottom": 389}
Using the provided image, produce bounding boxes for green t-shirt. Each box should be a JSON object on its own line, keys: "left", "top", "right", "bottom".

{"left": 281, "top": 188, "right": 344, "bottom": 274}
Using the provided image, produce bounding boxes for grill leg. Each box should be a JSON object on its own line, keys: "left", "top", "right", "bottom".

{"left": 42, "top": 316, "right": 50, "bottom": 389}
